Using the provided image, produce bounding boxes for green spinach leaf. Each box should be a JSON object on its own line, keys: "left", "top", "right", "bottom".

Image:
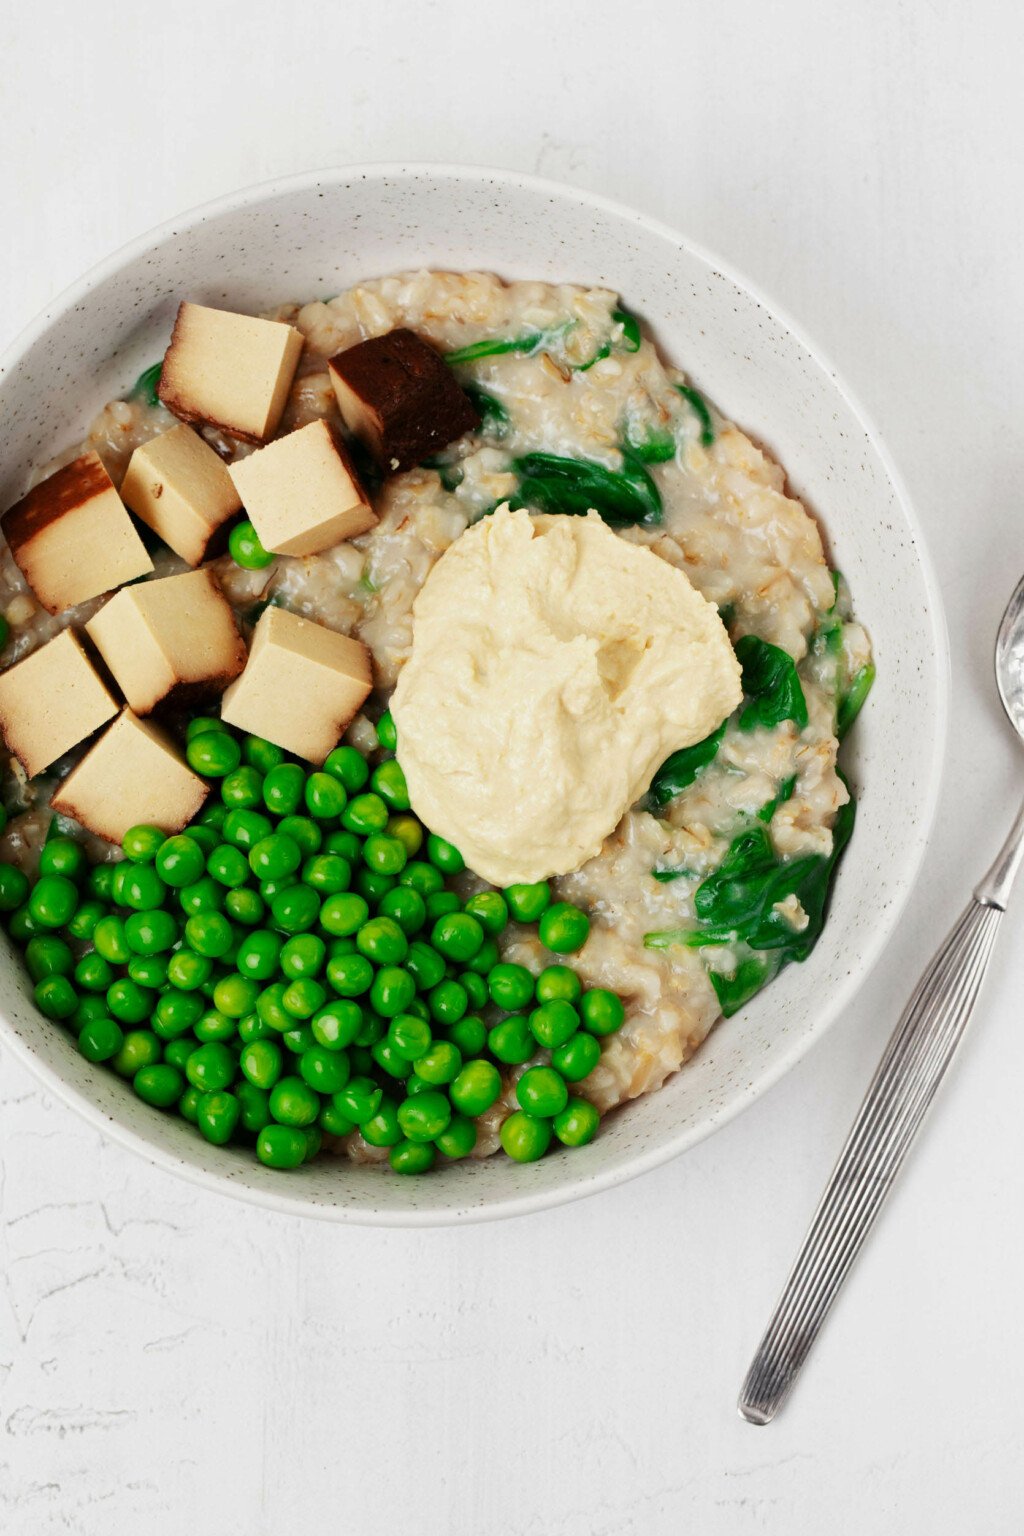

{"left": 133, "top": 362, "right": 163, "bottom": 409}
{"left": 736, "top": 635, "right": 809, "bottom": 732}
{"left": 511, "top": 450, "right": 662, "bottom": 527}
{"left": 675, "top": 384, "right": 715, "bottom": 446}
{"left": 649, "top": 722, "right": 726, "bottom": 806}
{"left": 757, "top": 773, "right": 797, "bottom": 823}
{"left": 463, "top": 385, "right": 510, "bottom": 440}
{"left": 711, "top": 956, "right": 779, "bottom": 1017}
{"left": 837, "top": 662, "right": 875, "bottom": 739}
{"left": 445, "top": 321, "right": 574, "bottom": 367}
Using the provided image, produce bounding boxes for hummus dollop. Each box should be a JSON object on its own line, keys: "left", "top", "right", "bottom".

{"left": 391, "top": 505, "right": 742, "bottom": 886}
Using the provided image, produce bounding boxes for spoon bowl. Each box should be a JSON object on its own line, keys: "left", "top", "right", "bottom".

{"left": 995, "top": 571, "right": 1024, "bottom": 738}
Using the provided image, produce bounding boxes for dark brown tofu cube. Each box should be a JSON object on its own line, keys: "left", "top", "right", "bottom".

{"left": 328, "top": 328, "right": 479, "bottom": 473}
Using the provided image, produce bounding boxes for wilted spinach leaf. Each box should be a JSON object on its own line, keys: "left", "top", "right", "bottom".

{"left": 462, "top": 385, "right": 510, "bottom": 440}
{"left": 511, "top": 450, "right": 662, "bottom": 527}
{"left": 649, "top": 722, "right": 726, "bottom": 806}
{"left": 736, "top": 635, "right": 808, "bottom": 732}
{"left": 133, "top": 362, "right": 163, "bottom": 408}
{"left": 710, "top": 956, "right": 779, "bottom": 1017}
{"left": 837, "top": 662, "right": 875, "bottom": 739}
{"left": 675, "top": 384, "right": 715, "bottom": 446}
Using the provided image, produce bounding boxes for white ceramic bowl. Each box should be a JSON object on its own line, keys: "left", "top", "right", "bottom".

{"left": 0, "top": 165, "right": 948, "bottom": 1225}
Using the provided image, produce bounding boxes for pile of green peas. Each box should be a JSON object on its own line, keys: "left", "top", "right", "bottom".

{"left": 0, "top": 709, "right": 624, "bottom": 1174}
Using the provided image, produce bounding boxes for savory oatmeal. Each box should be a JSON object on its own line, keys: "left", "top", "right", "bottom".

{"left": 0, "top": 270, "right": 873, "bottom": 1170}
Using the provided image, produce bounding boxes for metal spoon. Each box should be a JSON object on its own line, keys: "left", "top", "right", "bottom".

{"left": 738, "top": 573, "right": 1024, "bottom": 1424}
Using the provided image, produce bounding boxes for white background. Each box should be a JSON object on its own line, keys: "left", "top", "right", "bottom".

{"left": 1, "top": 1, "right": 1022, "bottom": 1530}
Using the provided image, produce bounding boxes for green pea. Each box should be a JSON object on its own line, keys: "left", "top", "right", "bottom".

{"left": 67, "top": 898, "right": 106, "bottom": 942}
{"left": 371, "top": 759, "right": 410, "bottom": 811}
{"left": 341, "top": 792, "right": 389, "bottom": 836}
{"left": 256, "top": 982, "right": 293, "bottom": 1032}
{"left": 402, "top": 939, "right": 445, "bottom": 992}
{"left": 448, "top": 1014, "right": 487, "bottom": 1058}
{"left": 386, "top": 814, "right": 423, "bottom": 858}
{"left": 177, "top": 1084, "right": 202, "bottom": 1123}
{"left": 303, "top": 771, "right": 346, "bottom": 822}
{"left": 187, "top": 730, "right": 241, "bottom": 778}
{"left": 516, "top": 1066, "right": 568, "bottom": 1119}
{"left": 580, "top": 988, "right": 625, "bottom": 1036}
{"left": 397, "top": 1090, "right": 450, "bottom": 1144}
{"left": 486, "top": 963, "right": 533, "bottom": 1012}
{"left": 34, "top": 975, "right": 78, "bottom": 1020}
{"left": 335, "top": 1076, "right": 382, "bottom": 1125}
{"left": 538, "top": 902, "right": 590, "bottom": 955}
{"left": 161, "top": 1037, "right": 194, "bottom": 1072}
{"left": 187, "top": 716, "right": 227, "bottom": 741}
{"left": 276, "top": 814, "right": 322, "bottom": 855}
{"left": 413, "top": 1040, "right": 461, "bottom": 1085}
{"left": 553, "top": 1097, "right": 600, "bottom": 1147}
{"left": 197, "top": 1089, "right": 241, "bottom": 1145}
{"left": 225, "top": 887, "right": 265, "bottom": 927}
{"left": 459, "top": 971, "right": 488, "bottom": 1012}
{"left": 387, "top": 1012, "right": 432, "bottom": 1062}
{"left": 277, "top": 934, "right": 323, "bottom": 980}
{"left": 256, "top": 1123, "right": 308, "bottom": 1168}
{"left": 282, "top": 978, "right": 327, "bottom": 1019}
{"left": 298, "top": 1046, "right": 350, "bottom": 1095}
{"left": 426, "top": 833, "right": 464, "bottom": 874}
{"left": 356, "top": 1009, "right": 387, "bottom": 1045}
{"left": 93, "top": 915, "right": 130, "bottom": 965}
{"left": 237, "top": 1012, "right": 271, "bottom": 1043}
{"left": 106, "top": 978, "right": 151, "bottom": 1025}
{"left": 178, "top": 876, "right": 225, "bottom": 916}
{"left": 389, "top": 1140, "right": 435, "bottom": 1175}
{"left": 121, "top": 824, "right": 164, "bottom": 863}
{"left": 194, "top": 1007, "right": 236, "bottom": 1043}
{"left": 354, "top": 868, "right": 394, "bottom": 905}
{"left": 311, "top": 1001, "right": 363, "bottom": 1051}
{"left": 124, "top": 908, "right": 179, "bottom": 955}
{"left": 488, "top": 1015, "right": 535, "bottom": 1066}
{"left": 323, "top": 744, "right": 369, "bottom": 792}
{"left": 536, "top": 964, "right": 583, "bottom": 1005}
{"left": 26, "top": 935, "right": 73, "bottom": 981}
{"left": 501, "top": 1110, "right": 552, "bottom": 1162}
{"left": 463, "top": 890, "right": 508, "bottom": 936}
{"left": 320, "top": 891, "right": 369, "bottom": 937}
{"left": 269, "top": 1075, "right": 319, "bottom": 1127}
{"left": 213, "top": 973, "right": 260, "bottom": 1019}
{"left": 220, "top": 765, "right": 264, "bottom": 810}
{"left": 156, "top": 834, "right": 207, "bottom": 888}
{"left": 222, "top": 808, "right": 274, "bottom": 852}
{"left": 399, "top": 861, "right": 443, "bottom": 897}
{"left": 167, "top": 949, "right": 213, "bottom": 991}
{"left": 376, "top": 710, "right": 398, "bottom": 751}
{"left": 236, "top": 1080, "right": 272, "bottom": 1133}
{"left": 301, "top": 853, "right": 351, "bottom": 896}
{"left": 185, "top": 1041, "right": 235, "bottom": 1093}
{"left": 0, "top": 862, "right": 29, "bottom": 912}
{"left": 360, "top": 1097, "right": 402, "bottom": 1148}
{"left": 429, "top": 980, "right": 468, "bottom": 1029}
{"left": 240, "top": 1038, "right": 283, "bottom": 1090}
{"left": 270, "top": 883, "right": 320, "bottom": 934}
{"left": 39, "top": 837, "right": 87, "bottom": 880}
{"left": 207, "top": 844, "right": 250, "bottom": 890}
{"left": 450, "top": 1058, "right": 501, "bottom": 1117}
{"left": 128, "top": 955, "right": 169, "bottom": 989}
{"left": 112, "top": 1029, "right": 161, "bottom": 1078}
{"left": 29, "top": 874, "right": 78, "bottom": 929}
{"left": 377, "top": 885, "right": 426, "bottom": 937}
{"left": 7, "top": 905, "right": 39, "bottom": 944}
{"left": 88, "top": 863, "right": 116, "bottom": 902}
{"left": 249, "top": 833, "right": 302, "bottom": 882}
{"left": 71, "top": 996, "right": 108, "bottom": 1031}
{"left": 244, "top": 734, "right": 285, "bottom": 773}
{"left": 371, "top": 966, "right": 415, "bottom": 1019}
{"left": 356, "top": 916, "right": 408, "bottom": 966}
{"left": 435, "top": 1114, "right": 477, "bottom": 1159}
{"left": 78, "top": 1016, "right": 124, "bottom": 1063}
{"left": 430, "top": 912, "right": 484, "bottom": 963}
{"left": 259, "top": 875, "right": 296, "bottom": 904}
{"left": 505, "top": 881, "right": 551, "bottom": 923}
{"left": 74, "top": 952, "right": 115, "bottom": 994}
{"left": 133, "top": 1063, "right": 184, "bottom": 1109}
{"left": 153, "top": 990, "right": 204, "bottom": 1039}
{"left": 111, "top": 863, "right": 132, "bottom": 906}
{"left": 185, "top": 910, "right": 234, "bottom": 958}
{"left": 229, "top": 518, "right": 274, "bottom": 569}
{"left": 530, "top": 1000, "right": 579, "bottom": 1050}
{"left": 262, "top": 763, "right": 305, "bottom": 817}
{"left": 362, "top": 833, "right": 407, "bottom": 877}
{"left": 235, "top": 929, "right": 281, "bottom": 981}
{"left": 425, "top": 890, "right": 460, "bottom": 922}
{"left": 551, "top": 1031, "right": 601, "bottom": 1082}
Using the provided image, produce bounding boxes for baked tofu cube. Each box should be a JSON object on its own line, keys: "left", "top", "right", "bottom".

{"left": 220, "top": 607, "right": 371, "bottom": 763}
{"left": 86, "top": 568, "right": 246, "bottom": 716}
{"left": 228, "top": 420, "right": 377, "bottom": 557}
{"left": 158, "top": 302, "right": 304, "bottom": 444}
{"left": 0, "top": 629, "right": 119, "bottom": 778}
{"left": 120, "top": 424, "right": 242, "bottom": 566}
{"left": 328, "top": 328, "right": 479, "bottom": 472}
{"left": 51, "top": 709, "right": 208, "bottom": 842}
{"left": 1, "top": 452, "right": 153, "bottom": 614}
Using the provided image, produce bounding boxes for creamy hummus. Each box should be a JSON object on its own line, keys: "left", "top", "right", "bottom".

{"left": 391, "top": 505, "right": 742, "bottom": 886}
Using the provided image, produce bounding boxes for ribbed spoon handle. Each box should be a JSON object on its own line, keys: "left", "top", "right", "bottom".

{"left": 738, "top": 894, "right": 1003, "bottom": 1424}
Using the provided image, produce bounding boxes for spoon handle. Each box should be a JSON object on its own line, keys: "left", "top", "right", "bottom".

{"left": 737, "top": 819, "right": 1024, "bottom": 1426}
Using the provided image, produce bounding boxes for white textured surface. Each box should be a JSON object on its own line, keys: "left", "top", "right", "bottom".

{"left": 1, "top": 1, "right": 1021, "bottom": 1530}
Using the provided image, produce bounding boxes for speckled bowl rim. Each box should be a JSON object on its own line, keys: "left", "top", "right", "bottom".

{"left": 0, "top": 164, "right": 950, "bottom": 1225}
